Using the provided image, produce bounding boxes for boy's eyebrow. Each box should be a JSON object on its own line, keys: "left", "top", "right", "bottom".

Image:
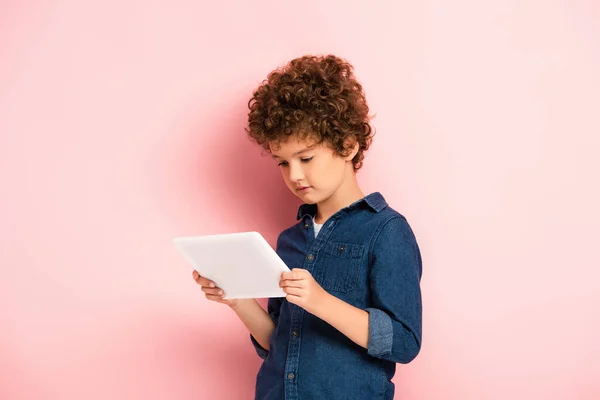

{"left": 271, "top": 148, "right": 314, "bottom": 159}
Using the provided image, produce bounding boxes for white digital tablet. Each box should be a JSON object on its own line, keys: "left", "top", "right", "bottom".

{"left": 173, "top": 231, "right": 290, "bottom": 299}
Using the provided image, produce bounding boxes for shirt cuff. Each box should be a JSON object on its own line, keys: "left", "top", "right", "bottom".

{"left": 250, "top": 334, "right": 269, "bottom": 359}
{"left": 366, "top": 308, "right": 393, "bottom": 357}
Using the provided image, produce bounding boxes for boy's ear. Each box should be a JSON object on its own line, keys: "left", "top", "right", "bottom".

{"left": 344, "top": 139, "right": 360, "bottom": 161}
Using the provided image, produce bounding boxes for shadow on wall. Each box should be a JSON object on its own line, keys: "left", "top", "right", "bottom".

{"left": 130, "top": 311, "right": 262, "bottom": 400}
{"left": 5, "top": 312, "right": 261, "bottom": 399}
{"left": 187, "top": 96, "right": 301, "bottom": 248}
{"left": 170, "top": 97, "right": 300, "bottom": 395}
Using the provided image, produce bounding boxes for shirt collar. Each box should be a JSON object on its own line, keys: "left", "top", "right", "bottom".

{"left": 296, "top": 192, "right": 388, "bottom": 220}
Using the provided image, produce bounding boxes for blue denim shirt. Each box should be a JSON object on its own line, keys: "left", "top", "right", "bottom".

{"left": 251, "top": 192, "right": 423, "bottom": 400}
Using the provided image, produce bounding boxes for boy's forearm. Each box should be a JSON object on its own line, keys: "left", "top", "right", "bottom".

{"left": 313, "top": 293, "right": 370, "bottom": 349}
{"left": 230, "top": 299, "right": 275, "bottom": 351}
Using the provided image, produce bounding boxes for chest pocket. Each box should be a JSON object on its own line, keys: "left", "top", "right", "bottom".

{"left": 317, "top": 241, "right": 364, "bottom": 293}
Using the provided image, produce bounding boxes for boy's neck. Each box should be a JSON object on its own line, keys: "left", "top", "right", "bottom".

{"left": 314, "top": 171, "right": 365, "bottom": 224}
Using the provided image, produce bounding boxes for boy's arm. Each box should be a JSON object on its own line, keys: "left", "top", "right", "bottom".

{"left": 230, "top": 299, "right": 276, "bottom": 351}
{"left": 236, "top": 233, "right": 286, "bottom": 358}
{"left": 312, "top": 216, "right": 422, "bottom": 364}
{"left": 363, "top": 216, "right": 423, "bottom": 363}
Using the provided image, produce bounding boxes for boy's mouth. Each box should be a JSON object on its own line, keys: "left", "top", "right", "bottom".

{"left": 297, "top": 186, "right": 311, "bottom": 192}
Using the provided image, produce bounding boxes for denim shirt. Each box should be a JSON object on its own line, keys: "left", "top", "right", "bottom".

{"left": 251, "top": 192, "right": 423, "bottom": 400}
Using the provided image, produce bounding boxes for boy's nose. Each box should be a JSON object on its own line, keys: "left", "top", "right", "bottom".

{"left": 288, "top": 162, "right": 304, "bottom": 182}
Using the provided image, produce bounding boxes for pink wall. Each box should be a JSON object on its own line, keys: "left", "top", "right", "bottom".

{"left": 1, "top": 1, "right": 599, "bottom": 399}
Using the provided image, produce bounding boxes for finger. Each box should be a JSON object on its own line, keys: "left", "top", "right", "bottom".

{"left": 281, "top": 271, "right": 298, "bottom": 280}
{"left": 192, "top": 271, "right": 216, "bottom": 287}
{"left": 282, "top": 269, "right": 305, "bottom": 280}
{"left": 280, "top": 279, "right": 304, "bottom": 289}
{"left": 196, "top": 277, "right": 215, "bottom": 287}
{"left": 206, "top": 293, "right": 226, "bottom": 301}
{"left": 282, "top": 286, "right": 303, "bottom": 297}
{"left": 201, "top": 287, "right": 224, "bottom": 296}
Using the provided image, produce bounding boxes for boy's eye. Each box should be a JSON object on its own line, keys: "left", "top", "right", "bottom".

{"left": 277, "top": 157, "right": 312, "bottom": 167}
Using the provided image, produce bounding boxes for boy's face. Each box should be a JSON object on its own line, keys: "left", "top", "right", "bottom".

{"left": 270, "top": 135, "right": 356, "bottom": 204}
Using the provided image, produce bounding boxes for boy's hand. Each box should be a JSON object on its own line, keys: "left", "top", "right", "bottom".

{"left": 280, "top": 268, "right": 328, "bottom": 314}
{"left": 192, "top": 270, "right": 241, "bottom": 309}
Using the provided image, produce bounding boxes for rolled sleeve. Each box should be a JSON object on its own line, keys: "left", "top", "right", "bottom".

{"left": 367, "top": 216, "right": 423, "bottom": 364}
{"left": 365, "top": 307, "right": 394, "bottom": 357}
{"left": 250, "top": 333, "right": 270, "bottom": 359}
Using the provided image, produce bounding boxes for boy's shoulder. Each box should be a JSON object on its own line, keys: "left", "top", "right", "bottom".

{"left": 358, "top": 203, "right": 415, "bottom": 241}
{"left": 376, "top": 202, "right": 408, "bottom": 221}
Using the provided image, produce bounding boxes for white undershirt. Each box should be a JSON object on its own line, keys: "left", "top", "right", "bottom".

{"left": 312, "top": 216, "right": 324, "bottom": 237}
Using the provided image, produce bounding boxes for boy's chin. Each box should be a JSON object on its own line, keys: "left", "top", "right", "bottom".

{"left": 294, "top": 189, "right": 317, "bottom": 202}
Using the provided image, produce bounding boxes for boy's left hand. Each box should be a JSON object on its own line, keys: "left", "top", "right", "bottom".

{"left": 280, "top": 268, "right": 328, "bottom": 314}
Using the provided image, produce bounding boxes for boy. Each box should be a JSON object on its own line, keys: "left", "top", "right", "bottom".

{"left": 192, "top": 54, "right": 422, "bottom": 399}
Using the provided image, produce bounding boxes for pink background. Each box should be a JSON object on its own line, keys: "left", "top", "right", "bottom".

{"left": 1, "top": 1, "right": 599, "bottom": 399}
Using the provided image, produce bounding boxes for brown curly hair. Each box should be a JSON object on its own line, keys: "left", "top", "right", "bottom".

{"left": 245, "top": 54, "right": 374, "bottom": 171}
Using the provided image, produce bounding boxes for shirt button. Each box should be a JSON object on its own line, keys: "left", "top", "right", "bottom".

{"left": 304, "top": 223, "right": 309, "bottom": 228}
{"left": 288, "top": 373, "right": 295, "bottom": 380}
{"left": 292, "top": 330, "right": 299, "bottom": 337}
{"left": 339, "top": 245, "right": 345, "bottom": 252}
{"left": 307, "top": 254, "right": 314, "bottom": 261}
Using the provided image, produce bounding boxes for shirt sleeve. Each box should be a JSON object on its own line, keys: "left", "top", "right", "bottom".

{"left": 365, "top": 216, "right": 423, "bottom": 364}
{"left": 250, "top": 296, "right": 284, "bottom": 359}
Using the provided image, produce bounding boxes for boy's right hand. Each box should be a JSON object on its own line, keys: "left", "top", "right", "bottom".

{"left": 192, "top": 270, "right": 239, "bottom": 309}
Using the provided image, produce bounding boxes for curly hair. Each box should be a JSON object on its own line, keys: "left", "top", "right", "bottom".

{"left": 245, "top": 54, "right": 374, "bottom": 171}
